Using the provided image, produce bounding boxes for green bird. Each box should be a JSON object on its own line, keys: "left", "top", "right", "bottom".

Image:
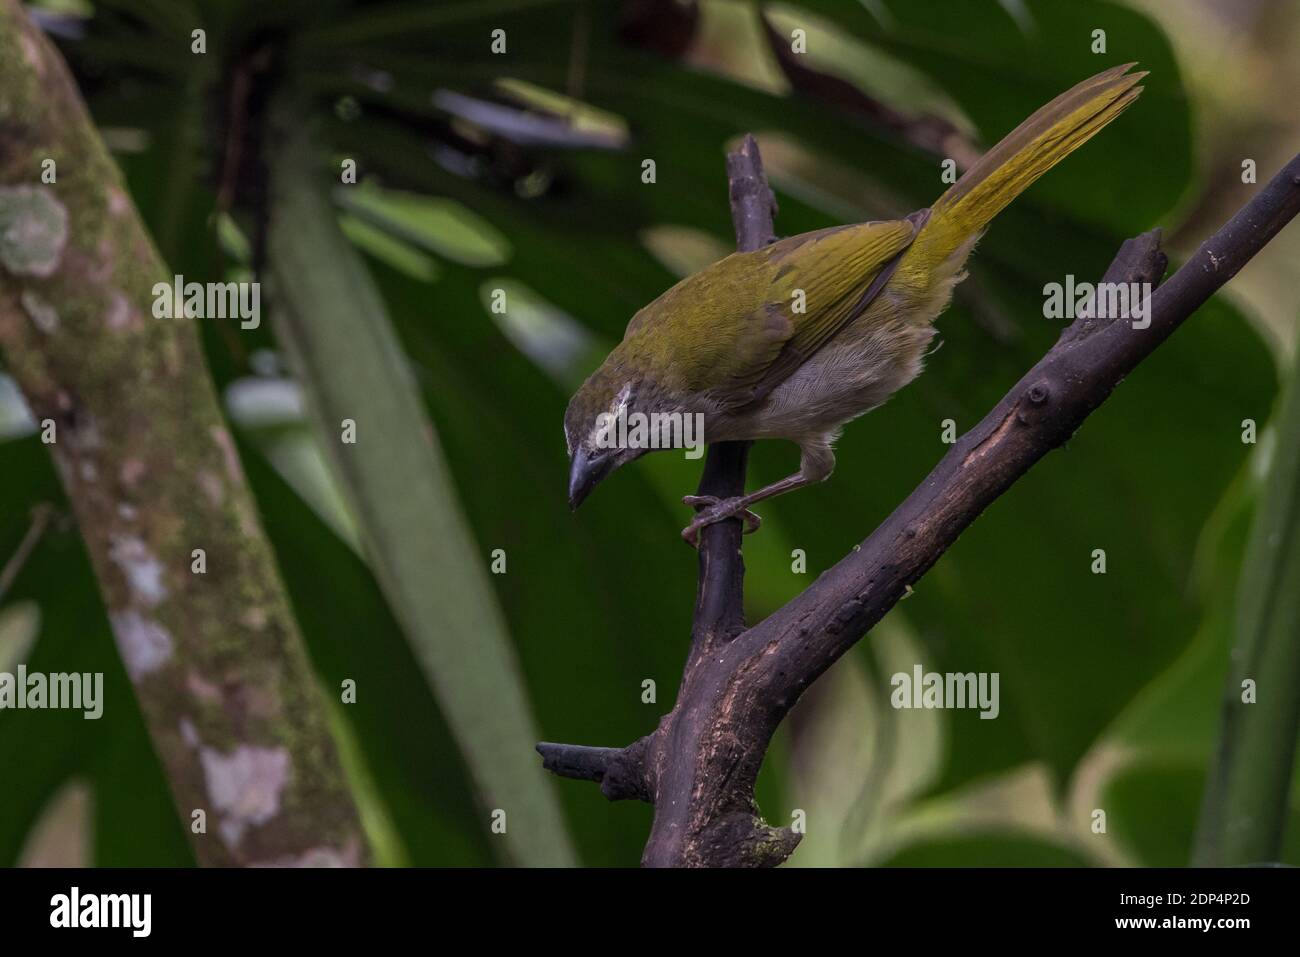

{"left": 564, "top": 64, "right": 1145, "bottom": 546}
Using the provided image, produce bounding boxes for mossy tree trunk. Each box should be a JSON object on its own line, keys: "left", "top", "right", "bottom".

{"left": 0, "top": 0, "right": 367, "bottom": 865}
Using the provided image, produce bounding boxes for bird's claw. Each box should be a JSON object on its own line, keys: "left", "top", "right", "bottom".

{"left": 681, "top": 495, "right": 762, "bottom": 547}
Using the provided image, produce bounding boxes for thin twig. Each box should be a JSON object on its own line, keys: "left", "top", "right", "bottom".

{"left": 0, "top": 504, "right": 54, "bottom": 603}
{"left": 758, "top": 15, "right": 981, "bottom": 170}
{"left": 688, "top": 135, "right": 778, "bottom": 655}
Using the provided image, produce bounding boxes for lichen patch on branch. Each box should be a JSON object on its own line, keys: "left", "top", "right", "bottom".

{"left": 20, "top": 289, "right": 58, "bottom": 332}
{"left": 250, "top": 841, "right": 365, "bottom": 868}
{"left": 200, "top": 743, "right": 292, "bottom": 851}
{"left": 103, "top": 291, "right": 134, "bottom": 330}
{"left": 109, "top": 609, "right": 174, "bottom": 680}
{"left": 108, "top": 534, "right": 168, "bottom": 607}
{"left": 0, "top": 185, "right": 68, "bottom": 278}
{"left": 18, "top": 30, "right": 42, "bottom": 73}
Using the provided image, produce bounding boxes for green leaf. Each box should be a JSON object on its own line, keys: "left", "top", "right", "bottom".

{"left": 1107, "top": 757, "right": 1300, "bottom": 867}
{"left": 1103, "top": 759, "right": 1204, "bottom": 867}
{"left": 831, "top": 294, "right": 1274, "bottom": 793}
{"left": 237, "top": 438, "right": 494, "bottom": 866}
{"left": 781, "top": 0, "right": 1193, "bottom": 231}
{"left": 879, "top": 830, "right": 1093, "bottom": 867}
{"left": 360, "top": 240, "right": 686, "bottom": 866}
{"left": 1107, "top": 464, "right": 1258, "bottom": 759}
{"left": 1195, "top": 364, "right": 1300, "bottom": 865}
{"left": 265, "top": 110, "right": 576, "bottom": 866}
{"left": 295, "top": 0, "right": 574, "bottom": 50}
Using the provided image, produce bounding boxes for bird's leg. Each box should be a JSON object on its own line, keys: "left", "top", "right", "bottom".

{"left": 681, "top": 443, "right": 833, "bottom": 547}
{"left": 682, "top": 472, "right": 811, "bottom": 546}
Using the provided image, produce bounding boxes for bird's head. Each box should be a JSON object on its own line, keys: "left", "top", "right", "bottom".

{"left": 564, "top": 368, "right": 654, "bottom": 510}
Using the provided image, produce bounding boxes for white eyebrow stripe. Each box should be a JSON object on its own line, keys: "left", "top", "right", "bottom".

{"left": 610, "top": 382, "right": 633, "bottom": 418}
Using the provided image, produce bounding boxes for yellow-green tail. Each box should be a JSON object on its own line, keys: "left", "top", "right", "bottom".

{"left": 908, "top": 63, "right": 1145, "bottom": 271}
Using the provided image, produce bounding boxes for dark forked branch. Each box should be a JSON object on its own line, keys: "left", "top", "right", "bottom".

{"left": 538, "top": 134, "right": 774, "bottom": 822}
{"left": 539, "top": 139, "right": 1300, "bottom": 867}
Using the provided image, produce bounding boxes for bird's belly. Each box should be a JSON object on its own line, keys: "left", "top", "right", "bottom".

{"left": 707, "top": 225, "right": 968, "bottom": 446}
{"left": 726, "top": 313, "right": 935, "bottom": 443}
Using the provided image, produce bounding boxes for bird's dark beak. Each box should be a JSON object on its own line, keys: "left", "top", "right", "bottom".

{"left": 568, "top": 448, "right": 616, "bottom": 511}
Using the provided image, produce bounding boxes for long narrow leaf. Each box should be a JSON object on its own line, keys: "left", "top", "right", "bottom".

{"left": 265, "top": 108, "right": 576, "bottom": 867}
{"left": 296, "top": 0, "right": 572, "bottom": 51}
{"left": 1193, "top": 364, "right": 1300, "bottom": 865}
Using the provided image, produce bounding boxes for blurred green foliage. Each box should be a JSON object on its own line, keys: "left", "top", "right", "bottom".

{"left": 1, "top": 0, "right": 1293, "bottom": 866}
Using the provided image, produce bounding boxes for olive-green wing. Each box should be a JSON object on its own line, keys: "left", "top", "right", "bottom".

{"left": 622, "top": 218, "right": 918, "bottom": 408}
{"left": 620, "top": 244, "right": 794, "bottom": 404}
{"left": 745, "top": 217, "right": 918, "bottom": 404}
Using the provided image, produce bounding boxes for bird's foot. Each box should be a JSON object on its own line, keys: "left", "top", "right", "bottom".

{"left": 681, "top": 495, "right": 762, "bottom": 548}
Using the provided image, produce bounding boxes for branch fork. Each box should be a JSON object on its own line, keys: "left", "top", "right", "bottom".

{"left": 540, "top": 133, "right": 1300, "bottom": 867}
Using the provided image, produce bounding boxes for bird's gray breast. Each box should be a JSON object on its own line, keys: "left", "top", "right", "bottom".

{"left": 717, "top": 308, "right": 935, "bottom": 444}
